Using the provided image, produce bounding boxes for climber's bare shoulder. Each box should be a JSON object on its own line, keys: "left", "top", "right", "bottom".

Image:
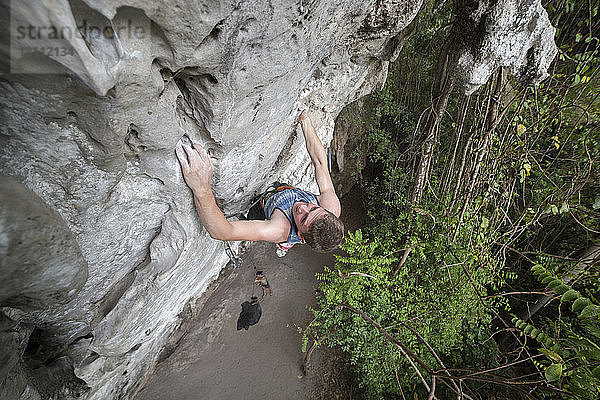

{"left": 226, "top": 210, "right": 290, "bottom": 243}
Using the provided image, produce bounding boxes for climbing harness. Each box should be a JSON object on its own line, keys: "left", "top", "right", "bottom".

{"left": 222, "top": 183, "right": 281, "bottom": 269}
{"left": 223, "top": 181, "right": 283, "bottom": 220}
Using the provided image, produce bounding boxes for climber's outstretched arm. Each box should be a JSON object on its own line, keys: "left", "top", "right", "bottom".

{"left": 176, "top": 142, "right": 284, "bottom": 242}
{"left": 176, "top": 142, "right": 229, "bottom": 239}
{"left": 193, "top": 189, "right": 284, "bottom": 241}
{"left": 298, "top": 111, "right": 341, "bottom": 217}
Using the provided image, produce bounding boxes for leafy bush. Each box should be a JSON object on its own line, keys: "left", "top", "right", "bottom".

{"left": 304, "top": 1, "right": 599, "bottom": 399}
{"left": 306, "top": 189, "right": 503, "bottom": 398}
{"left": 512, "top": 256, "right": 600, "bottom": 399}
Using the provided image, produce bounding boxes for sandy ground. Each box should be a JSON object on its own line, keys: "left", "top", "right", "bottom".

{"left": 134, "top": 188, "right": 364, "bottom": 400}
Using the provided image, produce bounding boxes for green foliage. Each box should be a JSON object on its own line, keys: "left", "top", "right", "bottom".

{"left": 511, "top": 257, "right": 600, "bottom": 399}
{"left": 494, "top": 0, "right": 600, "bottom": 256}
{"left": 304, "top": 1, "right": 599, "bottom": 399}
{"left": 306, "top": 188, "right": 503, "bottom": 398}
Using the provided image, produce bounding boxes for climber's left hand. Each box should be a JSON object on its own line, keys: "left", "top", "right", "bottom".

{"left": 176, "top": 142, "right": 214, "bottom": 192}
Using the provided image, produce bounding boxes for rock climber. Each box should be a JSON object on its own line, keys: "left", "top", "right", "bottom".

{"left": 176, "top": 110, "right": 344, "bottom": 253}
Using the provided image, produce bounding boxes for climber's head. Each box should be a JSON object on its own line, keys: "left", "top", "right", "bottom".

{"left": 292, "top": 202, "right": 344, "bottom": 252}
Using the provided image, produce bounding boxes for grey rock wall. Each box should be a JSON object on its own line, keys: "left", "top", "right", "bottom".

{"left": 0, "top": 0, "right": 556, "bottom": 399}
{"left": 452, "top": 0, "right": 557, "bottom": 94}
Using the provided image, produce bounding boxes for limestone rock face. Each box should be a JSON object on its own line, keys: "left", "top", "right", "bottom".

{"left": 453, "top": 0, "right": 557, "bottom": 94}
{"left": 0, "top": 0, "right": 555, "bottom": 399}
{"left": 0, "top": 176, "right": 88, "bottom": 310}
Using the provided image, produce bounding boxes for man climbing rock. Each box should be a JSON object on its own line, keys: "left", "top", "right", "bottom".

{"left": 176, "top": 110, "right": 344, "bottom": 253}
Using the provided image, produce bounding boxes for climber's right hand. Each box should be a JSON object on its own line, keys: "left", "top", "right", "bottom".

{"left": 176, "top": 142, "right": 214, "bottom": 192}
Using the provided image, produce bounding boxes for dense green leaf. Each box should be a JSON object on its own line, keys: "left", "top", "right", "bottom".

{"left": 548, "top": 279, "right": 563, "bottom": 289}
{"left": 537, "top": 332, "right": 547, "bottom": 342}
{"left": 561, "top": 290, "right": 579, "bottom": 302}
{"left": 539, "top": 348, "right": 563, "bottom": 363}
{"left": 539, "top": 272, "right": 552, "bottom": 281}
{"left": 545, "top": 363, "right": 563, "bottom": 382}
{"left": 554, "top": 284, "right": 571, "bottom": 295}
{"left": 580, "top": 305, "right": 600, "bottom": 319}
{"left": 573, "top": 297, "right": 591, "bottom": 312}
{"left": 541, "top": 275, "right": 555, "bottom": 284}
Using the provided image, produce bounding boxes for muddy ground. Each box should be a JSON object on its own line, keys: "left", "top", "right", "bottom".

{"left": 134, "top": 187, "right": 364, "bottom": 400}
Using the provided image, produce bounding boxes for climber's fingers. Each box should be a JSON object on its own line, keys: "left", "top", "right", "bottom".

{"left": 175, "top": 144, "right": 190, "bottom": 171}
{"left": 193, "top": 143, "right": 212, "bottom": 165}
{"left": 296, "top": 109, "right": 309, "bottom": 123}
{"left": 182, "top": 142, "right": 203, "bottom": 166}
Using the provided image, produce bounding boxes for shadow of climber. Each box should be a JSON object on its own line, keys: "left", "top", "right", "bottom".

{"left": 236, "top": 297, "right": 262, "bottom": 330}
